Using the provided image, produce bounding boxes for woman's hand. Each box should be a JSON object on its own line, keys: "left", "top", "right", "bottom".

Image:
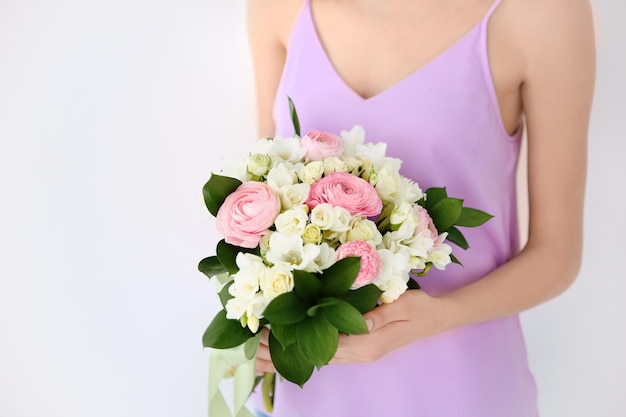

{"left": 332, "top": 289, "right": 447, "bottom": 364}
{"left": 256, "top": 327, "right": 277, "bottom": 376}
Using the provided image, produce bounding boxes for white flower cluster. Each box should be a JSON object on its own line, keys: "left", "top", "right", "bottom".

{"left": 222, "top": 126, "right": 452, "bottom": 332}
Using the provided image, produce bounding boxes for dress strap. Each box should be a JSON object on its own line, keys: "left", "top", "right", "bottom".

{"left": 481, "top": 0, "right": 505, "bottom": 28}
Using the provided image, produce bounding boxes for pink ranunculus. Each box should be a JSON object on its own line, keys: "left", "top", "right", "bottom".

{"left": 306, "top": 172, "right": 382, "bottom": 217}
{"left": 215, "top": 182, "right": 281, "bottom": 248}
{"left": 301, "top": 130, "right": 344, "bottom": 161}
{"left": 413, "top": 205, "right": 439, "bottom": 241}
{"left": 335, "top": 240, "right": 382, "bottom": 289}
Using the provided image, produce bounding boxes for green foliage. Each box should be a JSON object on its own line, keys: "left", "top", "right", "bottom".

{"left": 197, "top": 256, "right": 227, "bottom": 279}
{"left": 293, "top": 271, "right": 322, "bottom": 301}
{"left": 218, "top": 281, "right": 234, "bottom": 309}
{"left": 202, "top": 173, "right": 242, "bottom": 217}
{"left": 337, "top": 284, "right": 383, "bottom": 314}
{"left": 269, "top": 332, "right": 313, "bottom": 388}
{"left": 456, "top": 207, "right": 493, "bottom": 227}
{"left": 296, "top": 315, "right": 339, "bottom": 368}
{"left": 202, "top": 310, "right": 254, "bottom": 349}
{"left": 288, "top": 96, "right": 301, "bottom": 137}
{"left": 319, "top": 257, "right": 360, "bottom": 296}
{"left": 321, "top": 299, "right": 368, "bottom": 334}
{"left": 263, "top": 292, "right": 308, "bottom": 325}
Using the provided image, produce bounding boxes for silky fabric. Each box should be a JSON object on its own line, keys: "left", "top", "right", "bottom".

{"left": 252, "top": 0, "right": 539, "bottom": 415}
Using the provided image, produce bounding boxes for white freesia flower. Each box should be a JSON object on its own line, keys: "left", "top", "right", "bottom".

{"left": 299, "top": 161, "right": 324, "bottom": 184}
{"left": 268, "top": 136, "right": 306, "bottom": 163}
{"left": 267, "top": 163, "right": 298, "bottom": 193}
{"left": 390, "top": 202, "right": 413, "bottom": 229}
{"left": 220, "top": 157, "right": 249, "bottom": 182}
{"left": 259, "top": 232, "right": 272, "bottom": 257}
{"left": 357, "top": 142, "right": 388, "bottom": 166}
{"left": 310, "top": 242, "right": 336, "bottom": 272}
{"left": 275, "top": 207, "right": 309, "bottom": 235}
{"left": 265, "top": 232, "right": 321, "bottom": 271}
{"left": 340, "top": 125, "right": 366, "bottom": 158}
{"left": 323, "top": 157, "right": 348, "bottom": 174}
{"left": 429, "top": 233, "right": 452, "bottom": 270}
{"left": 371, "top": 162, "right": 404, "bottom": 204}
{"left": 346, "top": 217, "right": 383, "bottom": 246}
{"left": 228, "top": 253, "right": 265, "bottom": 300}
{"left": 310, "top": 203, "right": 338, "bottom": 230}
{"left": 374, "top": 249, "right": 411, "bottom": 303}
{"left": 248, "top": 137, "right": 273, "bottom": 155}
{"left": 281, "top": 183, "right": 311, "bottom": 210}
{"left": 400, "top": 177, "right": 424, "bottom": 203}
{"left": 260, "top": 264, "right": 294, "bottom": 302}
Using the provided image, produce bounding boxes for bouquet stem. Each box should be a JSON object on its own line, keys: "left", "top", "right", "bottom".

{"left": 261, "top": 372, "right": 275, "bottom": 413}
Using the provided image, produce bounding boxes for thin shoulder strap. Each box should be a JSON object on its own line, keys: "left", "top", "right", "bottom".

{"left": 481, "top": 0, "right": 505, "bottom": 27}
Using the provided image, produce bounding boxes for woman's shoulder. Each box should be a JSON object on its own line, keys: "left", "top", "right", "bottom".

{"left": 247, "top": 0, "right": 305, "bottom": 49}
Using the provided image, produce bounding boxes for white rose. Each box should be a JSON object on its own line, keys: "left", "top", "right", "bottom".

{"left": 346, "top": 217, "right": 383, "bottom": 246}
{"left": 302, "top": 223, "right": 322, "bottom": 245}
{"left": 343, "top": 156, "right": 363, "bottom": 175}
{"left": 275, "top": 207, "right": 309, "bottom": 235}
{"left": 310, "top": 203, "right": 338, "bottom": 230}
{"left": 247, "top": 153, "right": 272, "bottom": 177}
{"left": 281, "top": 183, "right": 311, "bottom": 210}
{"left": 323, "top": 157, "right": 348, "bottom": 175}
{"left": 299, "top": 161, "right": 324, "bottom": 184}
{"left": 260, "top": 264, "right": 294, "bottom": 302}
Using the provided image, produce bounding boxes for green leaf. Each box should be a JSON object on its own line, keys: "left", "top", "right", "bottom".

{"left": 445, "top": 226, "right": 469, "bottom": 250}
{"left": 202, "top": 173, "right": 242, "bottom": 217}
{"left": 322, "top": 299, "right": 368, "bottom": 335}
{"left": 198, "top": 256, "right": 227, "bottom": 279}
{"left": 288, "top": 96, "right": 301, "bottom": 137}
{"left": 338, "top": 284, "right": 383, "bottom": 314}
{"left": 456, "top": 207, "right": 494, "bottom": 227}
{"left": 263, "top": 292, "right": 309, "bottom": 325}
{"left": 216, "top": 240, "right": 257, "bottom": 274}
{"left": 450, "top": 253, "right": 463, "bottom": 266}
{"left": 294, "top": 270, "right": 322, "bottom": 301}
{"left": 296, "top": 315, "right": 339, "bottom": 368}
{"left": 429, "top": 197, "right": 464, "bottom": 231}
{"left": 218, "top": 280, "right": 234, "bottom": 308}
{"left": 269, "top": 332, "right": 313, "bottom": 387}
{"left": 202, "top": 310, "right": 254, "bottom": 349}
{"left": 319, "top": 257, "right": 361, "bottom": 296}
{"left": 424, "top": 187, "right": 448, "bottom": 210}
{"left": 270, "top": 323, "right": 298, "bottom": 350}
{"left": 306, "top": 298, "right": 340, "bottom": 317}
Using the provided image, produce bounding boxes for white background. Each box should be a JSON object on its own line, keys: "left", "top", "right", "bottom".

{"left": 0, "top": 1, "right": 623, "bottom": 416}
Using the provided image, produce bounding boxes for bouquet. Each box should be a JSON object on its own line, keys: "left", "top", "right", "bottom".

{"left": 199, "top": 100, "right": 492, "bottom": 417}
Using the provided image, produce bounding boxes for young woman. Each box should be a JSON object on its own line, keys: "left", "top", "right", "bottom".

{"left": 247, "top": 0, "right": 595, "bottom": 415}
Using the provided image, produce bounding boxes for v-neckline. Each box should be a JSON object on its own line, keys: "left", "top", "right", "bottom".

{"left": 306, "top": 3, "right": 486, "bottom": 102}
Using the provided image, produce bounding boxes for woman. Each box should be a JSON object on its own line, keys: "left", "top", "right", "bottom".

{"left": 248, "top": 0, "right": 595, "bottom": 415}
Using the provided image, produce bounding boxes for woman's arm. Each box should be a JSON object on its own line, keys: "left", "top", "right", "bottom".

{"left": 332, "top": 0, "right": 596, "bottom": 363}
{"left": 247, "top": 0, "right": 303, "bottom": 137}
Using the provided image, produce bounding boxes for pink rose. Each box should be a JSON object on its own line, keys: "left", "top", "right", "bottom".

{"left": 216, "top": 182, "right": 281, "bottom": 248}
{"left": 413, "top": 205, "right": 439, "bottom": 241}
{"left": 306, "top": 172, "right": 382, "bottom": 217}
{"left": 301, "top": 130, "right": 344, "bottom": 161}
{"left": 336, "top": 240, "right": 382, "bottom": 289}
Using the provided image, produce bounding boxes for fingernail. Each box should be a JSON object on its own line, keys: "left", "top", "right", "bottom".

{"left": 366, "top": 319, "right": 373, "bottom": 331}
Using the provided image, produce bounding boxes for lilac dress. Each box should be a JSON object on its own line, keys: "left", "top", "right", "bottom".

{"left": 253, "top": 0, "right": 539, "bottom": 415}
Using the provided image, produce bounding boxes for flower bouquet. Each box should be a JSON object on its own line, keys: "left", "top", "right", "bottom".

{"left": 199, "top": 100, "right": 492, "bottom": 417}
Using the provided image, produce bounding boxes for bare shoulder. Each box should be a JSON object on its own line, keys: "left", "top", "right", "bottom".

{"left": 500, "top": 0, "right": 595, "bottom": 76}
{"left": 247, "top": 0, "right": 305, "bottom": 48}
